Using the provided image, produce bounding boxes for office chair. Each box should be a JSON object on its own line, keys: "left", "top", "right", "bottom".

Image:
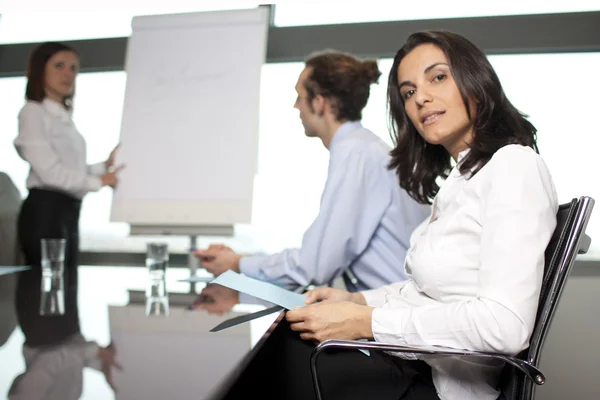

{"left": 0, "top": 172, "right": 24, "bottom": 346}
{"left": 310, "top": 196, "right": 595, "bottom": 400}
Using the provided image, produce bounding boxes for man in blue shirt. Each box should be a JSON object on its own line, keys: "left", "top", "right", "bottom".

{"left": 195, "top": 51, "right": 430, "bottom": 291}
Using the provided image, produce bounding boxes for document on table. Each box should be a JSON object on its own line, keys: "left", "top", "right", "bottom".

{"left": 211, "top": 270, "right": 306, "bottom": 310}
{"left": 209, "top": 271, "right": 370, "bottom": 355}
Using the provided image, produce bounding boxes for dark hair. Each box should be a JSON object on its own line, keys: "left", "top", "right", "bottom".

{"left": 25, "top": 42, "right": 79, "bottom": 109}
{"left": 387, "top": 30, "right": 538, "bottom": 204}
{"left": 304, "top": 50, "right": 381, "bottom": 121}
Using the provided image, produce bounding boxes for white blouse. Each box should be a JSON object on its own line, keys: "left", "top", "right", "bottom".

{"left": 362, "top": 144, "right": 559, "bottom": 400}
{"left": 14, "top": 98, "right": 105, "bottom": 199}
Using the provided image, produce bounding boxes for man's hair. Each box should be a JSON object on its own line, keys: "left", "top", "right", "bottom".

{"left": 304, "top": 50, "right": 381, "bottom": 121}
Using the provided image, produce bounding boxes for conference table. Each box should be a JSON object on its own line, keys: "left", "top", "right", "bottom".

{"left": 0, "top": 265, "right": 313, "bottom": 400}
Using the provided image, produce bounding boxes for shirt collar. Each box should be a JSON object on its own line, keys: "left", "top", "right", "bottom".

{"left": 42, "top": 98, "right": 72, "bottom": 118}
{"left": 329, "top": 120, "right": 363, "bottom": 149}
{"left": 451, "top": 147, "right": 473, "bottom": 179}
{"left": 456, "top": 148, "right": 471, "bottom": 164}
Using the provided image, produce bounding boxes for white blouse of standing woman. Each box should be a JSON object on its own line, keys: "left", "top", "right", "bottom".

{"left": 15, "top": 46, "right": 124, "bottom": 198}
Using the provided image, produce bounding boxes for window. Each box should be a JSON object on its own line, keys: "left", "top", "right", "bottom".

{"left": 3, "top": 3, "right": 599, "bottom": 43}
{"left": 0, "top": 3, "right": 259, "bottom": 44}
{"left": 274, "top": 1, "right": 600, "bottom": 26}
{"left": 1, "top": 53, "right": 599, "bottom": 257}
{"left": 488, "top": 53, "right": 600, "bottom": 261}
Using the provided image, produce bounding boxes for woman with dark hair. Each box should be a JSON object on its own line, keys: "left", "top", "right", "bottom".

{"left": 386, "top": 30, "right": 538, "bottom": 204}
{"left": 281, "top": 31, "right": 559, "bottom": 399}
{"left": 10, "top": 42, "right": 122, "bottom": 396}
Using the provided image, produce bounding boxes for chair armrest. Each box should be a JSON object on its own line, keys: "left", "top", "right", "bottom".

{"left": 310, "top": 339, "right": 544, "bottom": 400}
{"left": 578, "top": 233, "right": 591, "bottom": 254}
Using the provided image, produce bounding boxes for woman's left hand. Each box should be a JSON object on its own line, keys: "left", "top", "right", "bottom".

{"left": 286, "top": 301, "right": 374, "bottom": 343}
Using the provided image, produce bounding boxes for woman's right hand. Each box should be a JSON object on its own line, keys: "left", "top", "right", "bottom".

{"left": 304, "top": 287, "right": 366, "bottom": 306}
{"left": 101, "top": 165, "right": 125, "bottom": 188}
{"left": 97, "top": 343, "right": 122, "bottom": 393}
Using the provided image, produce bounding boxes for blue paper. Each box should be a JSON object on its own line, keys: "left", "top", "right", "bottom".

{"left": 0, "top": 266, "right": 30, "bottom": 276}
{"left": 211, "top": 270, "right": 370, "bottom": 356}
{"left": 211, "top": 270, "right": 306, "bottom": 310}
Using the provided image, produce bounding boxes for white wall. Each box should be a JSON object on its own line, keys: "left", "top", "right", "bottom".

{"left": 536, "top": 267, "right": 600, "bottom": 399}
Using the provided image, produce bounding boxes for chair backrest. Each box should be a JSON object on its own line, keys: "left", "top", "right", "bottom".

{"left": 0, "top": 172, "right": 23, "bottom": 265}
{"left": 0, "top": 172, "right": 24, "bottom": 347}
{"left": 500, "top": 196, "right": 595, "bottom": 400}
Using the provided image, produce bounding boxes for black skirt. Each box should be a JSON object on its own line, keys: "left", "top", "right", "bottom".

{"left": 15, "top": 188, "right": 82, "bottom": 347}
{"left": 220, "top": 317, "right": 440, "bottom": 400}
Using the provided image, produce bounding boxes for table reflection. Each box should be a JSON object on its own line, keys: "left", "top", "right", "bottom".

{"left": 191, "top": 284, "right": 240, "bottom": 315}
{"left": 0, "top": 266, "right": 283, "bottom": 400}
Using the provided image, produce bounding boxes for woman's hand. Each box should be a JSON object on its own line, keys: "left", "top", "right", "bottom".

{"left": 97, "top": 343, "right": 123, "bottom": 393}
{"left": 286, "top": 301, "right": 374, "bottom": 343}
{"left": 101, "top": 165, "right": 125, "bottom": 188}
{"left": 304, "top": 287, "right": 367, "bottom": 305}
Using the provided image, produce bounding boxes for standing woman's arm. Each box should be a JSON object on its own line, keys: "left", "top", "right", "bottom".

{"left": 14, "top": 103, "right": 103, "bottom": 194}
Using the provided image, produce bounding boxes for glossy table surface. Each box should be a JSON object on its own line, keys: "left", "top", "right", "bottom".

{"left": 0, "top": 266, "right": 283, "bottom": 400}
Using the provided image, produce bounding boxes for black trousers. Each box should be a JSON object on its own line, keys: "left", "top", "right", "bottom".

{"left": 220, "top": 318, "right": 440, "bottom": 400}
{"left": 16, "top": 188, "right": 82, "bottom": 348}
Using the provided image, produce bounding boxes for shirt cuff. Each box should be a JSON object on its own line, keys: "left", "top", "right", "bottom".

{"left": 239, "top": 254, "right": 268, "bottom": 279}
{"left": 361, "top": 280, "right": 409, "bottom": 307}
{"left": 371, "top": 307, "right": 419, "bottom": 360}
{"left": 88, "top": 161, "right": 107, "bottom": 176}
{"left": 85, "top": 176, "right": 103, "bottom": 193}
{"left": 84, "top": 342, "right": 102, "bottom": 371}
{"left": 362, "top": 288, "right": 389, "bottom": 308}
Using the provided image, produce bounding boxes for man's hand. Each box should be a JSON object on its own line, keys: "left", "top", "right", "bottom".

{"left": 286, "top": 301, "right": 374, "bottom": 343}
{"left": 193, "top": 244, "right": 241, "bottom": 275}
{"left": 191, "top": 283, "right": 239, "bottom": 315}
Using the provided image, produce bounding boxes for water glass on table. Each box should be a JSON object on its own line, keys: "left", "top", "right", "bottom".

{"left": 145, "top": 242, "right": 170, "bottom": 316}
{"left": 40, "top": 238, "right": 66, "bottom": 316}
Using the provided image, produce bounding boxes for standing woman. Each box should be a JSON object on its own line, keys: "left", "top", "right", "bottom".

{"left": 13, "top": 42, "right": 123, "bottom": 347}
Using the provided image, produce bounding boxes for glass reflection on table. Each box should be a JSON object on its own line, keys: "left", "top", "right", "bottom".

{"left": 0, "top": 266, "right": 283, "bottom": 400}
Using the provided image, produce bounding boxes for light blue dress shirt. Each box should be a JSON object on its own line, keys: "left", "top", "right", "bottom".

{"left": 240, "top": 121, "right": 431, "bottom": 291}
